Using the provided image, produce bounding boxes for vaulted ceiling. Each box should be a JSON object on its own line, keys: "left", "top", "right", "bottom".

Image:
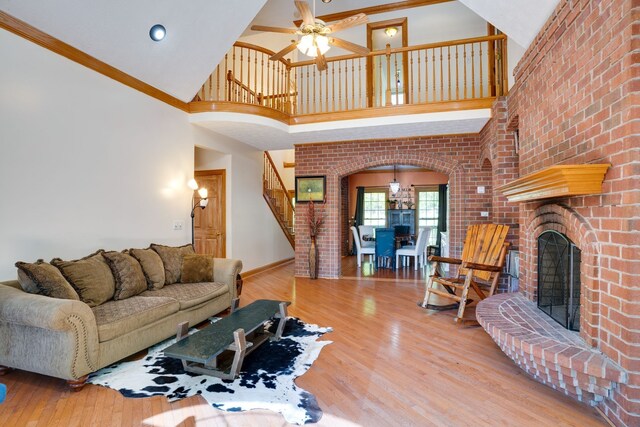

{"left": 1, "top": 0, "right": 560, "bottom": 103}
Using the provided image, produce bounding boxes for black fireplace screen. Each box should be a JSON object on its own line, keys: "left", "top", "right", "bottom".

{"left": 537, "top": 230, "right": 581, "bottom": 331}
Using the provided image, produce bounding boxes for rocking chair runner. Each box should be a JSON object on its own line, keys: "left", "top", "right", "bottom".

{"left": 421, "top": 224, "right": 510, "bottom": 322}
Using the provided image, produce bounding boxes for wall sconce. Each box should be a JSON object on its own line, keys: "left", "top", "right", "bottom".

{"left": 190, "top": 180, "right": 209, "bottom": 247}
{"left": 385, "top": 27, "right": 398, "bottom": 38}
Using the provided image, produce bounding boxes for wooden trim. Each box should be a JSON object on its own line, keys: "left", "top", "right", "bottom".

{"left": 190, "top": 97, "right": 493, "bottom": 126}
{"left": 195, "top": 169, "right": 226, "bottom": 258}
{"left": 497, "top": 164, "right": 611, "bottom": 202}
{"left": 283, "top": 162, "right": 296, "bottom": 168}
{"left": 366, "top": 17, "right": 408, "bottom": 108}
{"left": 0, "top": 11, "right": 189, "bottom": 112}
{"left": 242, "top": 258, "right": 295, "bottom": 279}
{"left": 290, "top": 97, "right": 495, "bottom": 125}
{"left": 293, "top": 0, "right": 453, "bottom": 26}
{"left": 487, "top": 24, "right": 496, "bottom": 97}
{"left": 189, "top": 101, "right": 291, "bottom": 124}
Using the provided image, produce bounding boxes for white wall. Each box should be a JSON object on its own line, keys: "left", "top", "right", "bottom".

{"left": 195, "top": 138, "right": 294, "bottom": 271}
{"left": 0, "top": 28, "right": 292, "bottom": 279}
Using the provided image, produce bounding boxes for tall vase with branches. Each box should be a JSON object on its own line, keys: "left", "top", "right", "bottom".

{"left": 308, "top": 201, "right": 324, "bottom": 279}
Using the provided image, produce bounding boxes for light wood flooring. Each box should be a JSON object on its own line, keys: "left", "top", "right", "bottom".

{"left": 341, "top": 254, "right": 432, "bottom": 282}
{"left": 0, "top": 262, "right": 606, "bottom": 426}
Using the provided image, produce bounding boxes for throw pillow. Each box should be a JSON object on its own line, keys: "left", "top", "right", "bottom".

{"left": 181, "top": 254, "right": 214, "bottom": 283}
{"left": 150, "top": 243, "right": 195, "bottom": 285}
{"left": 102, "top": 251, "right": 147, "bottom": 300}
{"left": 129, "top": 247, "right": 166, "bottom": 290}
{"left": 51, "top": 250, "right": 116, "bottom": 307}
{"left": 15, "top": 260, "right": 79, "bottom": 300}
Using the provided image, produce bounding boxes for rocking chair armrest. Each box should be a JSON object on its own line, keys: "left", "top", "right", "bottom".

{"left": 462, "top": 261, "right": 503, "bottom": 272}
{"left": 427, "top": 255, "right": 462, "bottom": 265}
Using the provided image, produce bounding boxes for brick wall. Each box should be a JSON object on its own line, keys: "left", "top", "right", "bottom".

{"left": 504, "top": 0, "right": 639, "bottom": 424}
{"left": 294, "top": 135, "right": 492, "bottom": 278}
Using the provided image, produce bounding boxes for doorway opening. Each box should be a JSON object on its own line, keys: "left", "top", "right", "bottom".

{"left": 342, "top": 164, "right": 448, "bottom": 281}
{"left": 194, "top": 147, "right": 228, "bottom": 258}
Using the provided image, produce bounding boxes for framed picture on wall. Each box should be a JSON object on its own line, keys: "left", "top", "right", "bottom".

{"left": 295, "top": 176, "right": 326, "bottom": 203}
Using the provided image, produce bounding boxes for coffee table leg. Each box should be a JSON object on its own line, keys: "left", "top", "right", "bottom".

{"left": 229, "top": 328, "right": 247, "bottom": 378}
{"left": 176, "top": 321, "right": 189, "bottom": 340}
{"left": 274, "top": 302, "right": 288, "bottom": 340}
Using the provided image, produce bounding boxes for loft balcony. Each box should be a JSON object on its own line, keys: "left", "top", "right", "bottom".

{"left": 189, "top": 35, "right": 508, "bottom": 148}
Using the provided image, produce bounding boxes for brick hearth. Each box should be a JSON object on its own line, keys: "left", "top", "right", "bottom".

{"left": 477, "top": 293, "right": 627, "bottom": 405}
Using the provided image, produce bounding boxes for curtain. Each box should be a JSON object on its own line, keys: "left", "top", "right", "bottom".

{"left": 352, "top": 187, "right": 365, "bottom": 255}
{"left": 436, "top": 184, "right": 448, "bottom": 252}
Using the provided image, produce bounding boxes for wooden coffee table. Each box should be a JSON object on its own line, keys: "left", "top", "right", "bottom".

{"left": 163, "top": 299, "right": 290, "bottom": 380}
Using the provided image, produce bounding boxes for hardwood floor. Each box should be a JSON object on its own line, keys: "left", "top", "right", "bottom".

{"left": 341, "top": 254, "right": 432, "bottom": 282}
{"left": 0, "top": 262, "right": 606, "bottom": 426}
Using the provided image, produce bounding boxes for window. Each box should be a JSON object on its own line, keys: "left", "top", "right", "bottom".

{"left": 417, "top": 188, "right": 439, "bottom": 245}
{"left": 363, "top": 191, "right": 386, "bottom": 226}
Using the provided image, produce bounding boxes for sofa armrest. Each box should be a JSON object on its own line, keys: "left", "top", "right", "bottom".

{"left": 213, "top": 258, "right": 243, "bottom": 303}
{"left": 0, "top": 284, "right": 99, "bottom": 380}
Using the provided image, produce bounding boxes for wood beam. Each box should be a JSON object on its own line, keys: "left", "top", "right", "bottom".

{"left": 293, "top": 0, "right": 453, "bottom": 26}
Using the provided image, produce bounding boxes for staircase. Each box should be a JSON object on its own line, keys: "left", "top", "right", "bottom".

{"left": 263, "top": 152, "right": 295, "bottom": 248}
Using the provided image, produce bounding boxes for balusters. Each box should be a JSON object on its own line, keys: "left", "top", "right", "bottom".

{"left": 331, "top": 63, "right": 336, "bottom": 111}
{"left": 479, "top": 42, "right": 483, "bottom": 98}
{"left": 471, "top": 43, "right": 476, "bottom": 99}
{"left": 439, "top": 47, "right": 444, "bottom": 102}
{"left": 313, "top": 65, "right": 317, "bottom": 113}
{"left": 351, "top": 59, "right": 355, "bottom": 111}
{"left": 447, "top": 46, "right": 452, "bottom": 101}
{"left": 432, "top": 49, "right": 436, "bottom": 102}
{"left": 325, "top": 64, "right": 329, "bottom": 112}
{"left": 338, "top": 60, "right": 343, "bottom": 111}
{"left": 358, "top": 58, "right": 362, "bottom": 109}
{"left": 394, "top": 52, "right": 399, "bottom": 105}
{"left": 306, "top": 66, "right": 310, "bottom": 114}
{"left": 455, "top": 46, "right": 459, "bottom": 100}
{"left": 463, "top": 45, "right": 467, "bottom": 99}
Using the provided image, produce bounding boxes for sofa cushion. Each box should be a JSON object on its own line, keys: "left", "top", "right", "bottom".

{"left": 150, "top": 243, "right": 195, "bottom": 285}
{"left": 51, "top": 250, "right": 116, "bottom": 307}
{"left": 102, "top": 251, "right": 147, "bottom": 300}
{"left": 15, "top": 260, "right": 79, "bottom": 300}
{"left": 181, "top": 254, "right": 214, "bottom": 283}
{"left": 92, "top": 295, "right": 179, "bottom": 342}
{"left": 129, "top": 248, "right": 165, "bottom": 290}
{"left": 140, "top": 282, "right": 228, "bottom": 310}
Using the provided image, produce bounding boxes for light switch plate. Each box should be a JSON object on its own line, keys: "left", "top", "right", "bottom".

{"left": 173, "top": 220, "right": 184, "bottom": 231}
{"left": 481, "top": 211, "right": 489, "bottom": 217}
{"left": 477, "top": 186, "right": 485, "bottom": 194}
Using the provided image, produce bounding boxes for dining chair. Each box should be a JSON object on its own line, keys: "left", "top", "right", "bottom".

{"left": 396, "top": 227, "right": 431, "bottom": 270}
{"left": 357, "top": 225, "right": 375, "bottom": 248}
{"left": 351, "top": 226, "right": 375, "bottom": 267}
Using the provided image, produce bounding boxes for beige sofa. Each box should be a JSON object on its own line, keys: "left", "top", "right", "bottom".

{"left": 0, "top": 258, "right": 242, "bottom": 388}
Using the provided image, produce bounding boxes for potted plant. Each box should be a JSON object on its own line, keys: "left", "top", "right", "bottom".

{"left": 387, "top": 199, "right": 397, "bottom": 209}
{"left": 308, "top": 201, "right": 324, "bottom": 279}
{"left": 405, "top": 200, "right": 414, "bottom": 209}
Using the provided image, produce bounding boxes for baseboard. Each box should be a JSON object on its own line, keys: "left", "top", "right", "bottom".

{"left": 242, "top": 257, "right": 294, "bottom": 279}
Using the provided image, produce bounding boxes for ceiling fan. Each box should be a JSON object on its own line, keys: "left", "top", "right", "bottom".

{"left": 251, "top": 0, "right": 370, "bottom": 71}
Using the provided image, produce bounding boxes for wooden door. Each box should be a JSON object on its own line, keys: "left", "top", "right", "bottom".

{"left": 194, "top": 170, "right": 226, "bottom": 257}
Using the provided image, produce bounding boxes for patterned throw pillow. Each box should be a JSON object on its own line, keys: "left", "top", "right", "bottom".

{"left": 102, "top": 251, "right": 147, "bottom": 300}
{"left": 51, "top": 250, "right": 116, "bottom": 307}
{"left": 150, "top": 243, "right": 195, "bottom": 285}
{"left": 15, "top": 260, "right": 79, "bottom": 300}
{"left": 181, "top": 254, "right": 214, "bottom": 283}
{"left": 129, "top": 247, "right": 166, "bottom": 290}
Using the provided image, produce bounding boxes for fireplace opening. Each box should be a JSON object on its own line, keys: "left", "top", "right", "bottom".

{"left": 537, "top": 230, "right": 581, "bottom": 331}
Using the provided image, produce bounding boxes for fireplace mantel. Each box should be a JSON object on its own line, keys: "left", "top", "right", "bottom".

{"left": 497, "top": 164, "right": 610, "bottom": 202}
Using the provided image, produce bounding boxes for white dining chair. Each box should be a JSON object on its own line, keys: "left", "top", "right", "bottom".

{"left": 351, "top": 226, "right": 375, "bottom": 267}
{"left": 396, "top": 227, "right": 431, "bottom": 270}
{"left": 357, "top": 225, "right": 375, "bottom": 248}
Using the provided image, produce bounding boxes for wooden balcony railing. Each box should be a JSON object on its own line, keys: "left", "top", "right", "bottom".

{"left": 192, "top": 34, "right": 507, "bottom": 118}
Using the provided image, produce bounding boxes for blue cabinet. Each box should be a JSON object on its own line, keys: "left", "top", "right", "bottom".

{"left": 387, "top": 209, "right": 415, "bottom": 235}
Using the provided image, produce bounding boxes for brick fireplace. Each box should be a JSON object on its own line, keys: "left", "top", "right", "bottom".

{"left": 294, "top": 0, "right": 638, "bottom": 424}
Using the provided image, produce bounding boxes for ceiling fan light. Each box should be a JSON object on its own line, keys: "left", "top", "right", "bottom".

{"left": 316, "top": 35, "right": 330, "bottom": 55}
{"left": 297, "top": 34, "right": 314, "bottom": 55}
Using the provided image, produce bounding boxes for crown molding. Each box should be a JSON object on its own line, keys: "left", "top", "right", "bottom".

{"left": 0, "top": 11, "right": 189, "bottom": 112}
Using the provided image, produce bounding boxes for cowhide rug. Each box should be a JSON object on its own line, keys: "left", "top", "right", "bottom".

{"left": 88, "top": 317, "right": 332, "bottom": 425}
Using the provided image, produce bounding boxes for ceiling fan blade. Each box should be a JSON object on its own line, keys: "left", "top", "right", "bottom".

{"left": 329, "top": 37, "right": 370, "bottom": 56}
{"left": 251, "top": 25, "right": 298, "bottom": 34}
{"left": 327, "top": 13, "right": 368, "bottom": 33}
{"left": 316, "top": 50, "right": 327, "bottom": 72}
{"left": 270, "top": 42, "right": 298, "bottom": 61}
{"left": 295, "top": 1, "right": 315, "bottom": 26}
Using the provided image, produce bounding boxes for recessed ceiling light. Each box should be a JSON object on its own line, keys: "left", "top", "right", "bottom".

{"left": 149, "top": 24, "right": 166, "bottom": 42}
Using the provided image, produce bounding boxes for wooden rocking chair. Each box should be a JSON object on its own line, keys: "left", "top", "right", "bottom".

{"left": 421, "top": 224, "right": 510, "bottom": 322}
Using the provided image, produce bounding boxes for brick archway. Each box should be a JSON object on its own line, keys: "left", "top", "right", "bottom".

{"left": 331, "top": 152, "right": 464, "bottom": 278}
{"left": 520, "top": 203, "right": 601, "bottom": 347}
